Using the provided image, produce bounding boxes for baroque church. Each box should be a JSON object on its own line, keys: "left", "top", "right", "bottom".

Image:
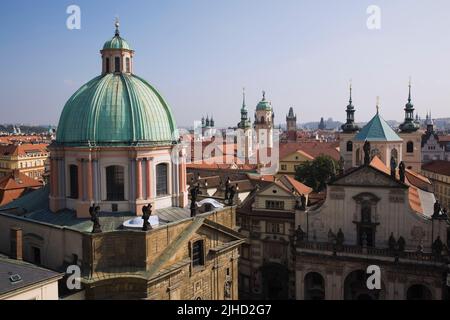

{"left": 0, "top": 22, "right": 243, "bottom": 300}
{"left": 293, "top": 83, "right": 449, "bottom": 300}
{"left": 339, "top": 82, "right": 423, "bottom": 172}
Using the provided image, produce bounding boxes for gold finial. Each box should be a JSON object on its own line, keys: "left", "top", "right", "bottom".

{"left": 376, "top": 96, "right": 380, "bottom": 113}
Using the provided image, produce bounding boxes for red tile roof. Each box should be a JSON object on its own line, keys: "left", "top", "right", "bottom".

{"left": 279, "top": 141, "right": 340, "bottom": 161}
{"left": 0, "top": 171, "right": 42, "bottom": 206}
{"left": 422, "top": 160, "right": 450, "bottom": 176}
{"left": 0, "top": 143, "right": 48, "bottom": 157}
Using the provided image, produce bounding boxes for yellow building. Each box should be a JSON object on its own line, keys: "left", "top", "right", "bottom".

{"left": 278, "top": 150, "right": 314, "bottom": 176}
{"left": 421, "top": 160, "right": 450, "bottom": 210}
{"left": 0, "top": 144, "right": 49, "bottom": 181}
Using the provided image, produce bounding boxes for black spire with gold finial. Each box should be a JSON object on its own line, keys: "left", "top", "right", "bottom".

{"left": 399, "top": 78, "right": 419, "bottom": 133}
{"left": 341, "top": 81, "right": 360, "bottom": 133}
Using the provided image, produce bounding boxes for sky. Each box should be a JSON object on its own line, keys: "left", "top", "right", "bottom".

{"left": 1, "top": 0, "right": 450, "bottom": 127}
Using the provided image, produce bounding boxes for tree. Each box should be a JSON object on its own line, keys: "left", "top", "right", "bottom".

{"left": 295, "top": 155, "right": 337, "bottom": 192}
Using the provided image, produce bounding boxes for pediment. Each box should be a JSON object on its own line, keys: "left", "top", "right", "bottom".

{"left": 332, "top": 166, "right": 404, "bottom": 188}
{"left": 258, "top": 183, "right": 292, "bottom": 197}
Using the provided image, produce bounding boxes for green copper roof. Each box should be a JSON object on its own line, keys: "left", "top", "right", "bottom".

{"left": 103, "top": 35, "right": 132, "bottom": 50}
{"left": 256, "top": 96, "right": 272, "bottom": 111}
{"left": 354, "top": 112, "right": 402, "bottom": 142}
{"left": 56, "top": 73, "right": 178, "bottom": 146}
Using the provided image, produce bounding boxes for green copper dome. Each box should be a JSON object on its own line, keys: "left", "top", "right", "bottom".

{"left": 56, "top": 74, "right": 178, "bottom": 146}
{"left": 256, "top": 91, "right": 272, "bottom": 111}
{"left": 103, "top": 35, "right": 132, "bottom": 50}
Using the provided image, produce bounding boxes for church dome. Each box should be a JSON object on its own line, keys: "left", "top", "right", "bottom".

{"left": 56, "top": 73, "right": 178, "bottom": 146}
{"left": 56, "top": 23, "right": 178, "bottom": 147}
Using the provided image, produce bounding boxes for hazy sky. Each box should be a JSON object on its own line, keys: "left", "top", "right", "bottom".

{"left": 1, "top": 0, "right": 450, "bottom": 127}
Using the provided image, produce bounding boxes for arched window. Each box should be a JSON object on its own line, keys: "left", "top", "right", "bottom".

{"left": 126, "top": 57, "right": 130, "bottom": 73}
{"left": 192, "top": 240, "right": 205, "bottom": 267}
{"left": 407, "top": 141, "right": 414, "bottom": 153}
{"left": 156, "top": 163, "right": 168, "bottom": 196}
{"left": 260, "top": 116, "right": 265, "bottom": 124}
{"left": 105, "top": 58, "right": 110, "bottom": 73}
{"left": 69, "top": 165, "right": 79, "bottom": 199}
{"left": 114, "top": 57, "right": 121, "bottom": 73}
{"left": 355, "top": 148, "right": 361, "bottom": 166}
{"left": 106, "top": 165, "right": 125, "bottom": 201}
{"left": 407, "top": 285, "right": 432, "bottom": 300}
{"left": 346, "top": 141, "right": 353, "bottom": 152}
{"left": 391, "top": 148, "right": 398, "bottom": 162}
{"left": 304, "top": 272, "right": 325, "bottom": 300}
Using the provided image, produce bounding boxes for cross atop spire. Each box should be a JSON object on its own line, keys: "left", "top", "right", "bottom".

{"left": 115, "top": 16, "right": 120, "bottom": 36}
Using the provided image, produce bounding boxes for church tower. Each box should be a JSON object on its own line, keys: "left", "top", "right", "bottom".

{"left": 398, "top": 80, "right": 422, "bottom": 171}
{"left": 254, "top": 91, "right": 274, "bottom": 148}
{"left": 339, "top": 83, "right": 360, "bottom": 170}
{"left": 286, "top": 107, "right": 297, "bottom": 141}
{"left": 237, "top": 88, "right": 253, "bottom": 159}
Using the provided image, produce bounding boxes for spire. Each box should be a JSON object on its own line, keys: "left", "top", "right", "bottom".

{"left": 115, "top": 17, "right": 120, "bottom": 37}
{"left": 399, "top": 77, "right": 419, "bottom": 132}
{"left": 349, "top": 79, "right": 353, "bottom": 105}
{"left": 408, "top": 76, "right": 412, "bottom": 104}
{"left": 262, "top": 90, "right": 266, "bottom": 101}
{"left": 341, "top": 81, "right": 359, "bottom": 133}
{"left": 242, "top": 87, "right": 246, "bottom": 109}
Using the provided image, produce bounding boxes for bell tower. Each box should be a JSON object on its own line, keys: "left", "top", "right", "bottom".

{"left": 339, "top": 83, "right": 360, "bottom": 170}
{"left": 254, "top": 91, "right": 274, "bottom": 148}
{"left": 398, "top": 79, "right": 422, "bottom": 171}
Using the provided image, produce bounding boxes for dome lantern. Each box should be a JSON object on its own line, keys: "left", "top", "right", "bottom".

{"left": 100, "top": 18, "right": 134, "bottom": 75}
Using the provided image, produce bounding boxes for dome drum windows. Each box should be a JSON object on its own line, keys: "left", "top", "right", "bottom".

{"left": 106, "top": 165, "right": 125, "bottom": 201}
{"left": 156, "top": 163, "right": 169, "bottom": 197}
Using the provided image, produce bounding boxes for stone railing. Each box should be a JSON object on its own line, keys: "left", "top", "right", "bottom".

{"left": 296, "top": 241, "right": 447, "bottom": 263}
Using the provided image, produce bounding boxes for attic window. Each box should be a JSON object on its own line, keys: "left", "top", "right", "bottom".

{"left": 272, "top": 190, "right": 277, "bottom": 194}
{"left": 9, "top": 274, "right": 22, "bottom": 284}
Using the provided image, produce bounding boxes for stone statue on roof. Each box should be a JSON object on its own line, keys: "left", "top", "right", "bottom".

{"left": 142, "top": 203, "right": 152, "bottom": 231}
{"left": 89, "top": 204, "right": 102, "bottom": 233}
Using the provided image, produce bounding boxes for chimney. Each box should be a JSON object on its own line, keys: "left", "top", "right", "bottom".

{"left": 10, "top": 227, "right": 23, "bottom": 260}
{"left": 12, "top": 169, "right": 20, "bottom": 180}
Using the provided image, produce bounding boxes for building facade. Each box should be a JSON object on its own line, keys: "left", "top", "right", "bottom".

{"left": 295, "top": 157, "right": 448, "bottom": 300}
{"left": 422, "top": 160, "right": 450, "bottom": 210}
{"left": 0, "top": 144, "right": 49, "bottom": 181}
{"left": 237, "top": 175, "right": 312, "bottom": 300}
